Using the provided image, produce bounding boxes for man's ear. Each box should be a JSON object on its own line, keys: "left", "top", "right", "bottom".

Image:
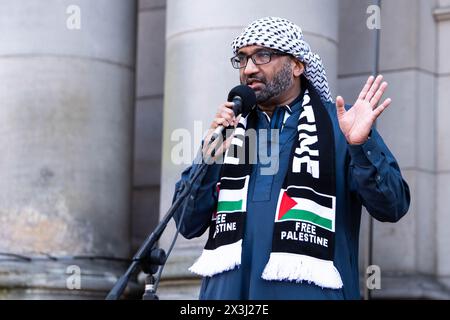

{"left": 292, "top": 60, "right": 304, "bottom": 77}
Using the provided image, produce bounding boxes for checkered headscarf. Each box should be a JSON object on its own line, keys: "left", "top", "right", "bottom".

{"left": 232, "top": 17, "right": 332, "bottom": 103}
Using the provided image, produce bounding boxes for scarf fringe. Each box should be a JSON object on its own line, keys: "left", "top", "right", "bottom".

{"left": 262, "top": 252, "right": 343, "bottom": 289}
{"left": 189, "top": 240, "right": 242, "bottom": 277}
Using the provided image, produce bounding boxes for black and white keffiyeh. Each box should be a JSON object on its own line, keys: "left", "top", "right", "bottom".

{"left": 231, "top": 16, "right": 332, "bottom": 103}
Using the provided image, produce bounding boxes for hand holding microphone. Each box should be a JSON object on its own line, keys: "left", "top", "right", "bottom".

{"left": 203, "top": 85, "right": 256, "bottom": 161}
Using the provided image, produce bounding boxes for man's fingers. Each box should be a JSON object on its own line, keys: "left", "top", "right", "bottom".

{"left": 213, "top": 102, "right": 236, "bottom": 128}
{"left": 373, "top": 98, "right": 392, "bottom": 118}
{"left": 336, "top": 96, "right": 346, "bottom": 116}
{"left": 214, "top": 117, "right": 230, "bottom": 128}
{"left": 369, "top": 81, "right": 388, "bottom": 108}
{"left": 220, "top": 110, "right": 235, "bottom": 123}
{"left": 223, "top": 102, "right": 235, "bottom": 117}
{"left": 358, "top": 75, "right": 374, "bottom": 100}
{"left": 365, "top": 75, "right": 383, "bottom": 102}
{"left": 205, "top": 101, "right": 240, "bottom": 161}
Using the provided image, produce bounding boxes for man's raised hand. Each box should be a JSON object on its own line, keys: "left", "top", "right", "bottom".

{"left": 336, "top": 75, "right": 392, "bottom": 145}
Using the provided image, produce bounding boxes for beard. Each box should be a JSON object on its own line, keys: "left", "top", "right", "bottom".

{"left": 242, "top": 61, "right": 294, "bottom": 104}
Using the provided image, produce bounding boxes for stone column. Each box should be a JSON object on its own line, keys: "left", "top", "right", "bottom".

{"left": 132, "top": 0, "right": 166, "bottom": 252}
{"left": 159, "top": 0, "right": 338, "bottom": 299}
{"left": 0, "top": 0, "right": 137, "bottom": 299}
{"left": 434, "top": 1, "right": 450, "bottom": 292}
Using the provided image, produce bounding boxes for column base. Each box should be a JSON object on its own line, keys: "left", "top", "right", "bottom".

{"left": 0, "top": 258, "right": 142, "bottom": 300}
{"left": 361, "top": 273, "right": 450, "bottom": 299}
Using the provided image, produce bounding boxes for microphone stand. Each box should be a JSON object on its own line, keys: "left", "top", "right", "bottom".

{"left": 105, "top": 145, "right": 214, "bottom": 300}
{"left": 105, "top": 85, "right": 249, "bottom": 299}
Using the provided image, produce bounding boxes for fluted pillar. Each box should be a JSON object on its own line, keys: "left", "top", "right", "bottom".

{"left": 159, "top": 0, "right": 338, "bottom": 299}
{"left": 0, "top": 0, "right": 137, "bottom": 299}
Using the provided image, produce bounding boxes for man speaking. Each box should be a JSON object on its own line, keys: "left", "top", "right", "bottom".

{"left": 172, "top": 17, "right": 410, "bottom": 300}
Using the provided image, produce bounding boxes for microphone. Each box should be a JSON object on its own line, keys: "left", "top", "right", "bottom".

{"left": 209, "top": 85, "right": 256, "bottom": 144}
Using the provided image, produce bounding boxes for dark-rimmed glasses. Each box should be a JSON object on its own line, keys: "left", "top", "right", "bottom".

{"left": 230, "top": 50, "right": 288, "bottom": 69}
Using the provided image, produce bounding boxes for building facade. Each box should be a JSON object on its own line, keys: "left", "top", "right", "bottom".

{"left": 0, "top": 0, "right": 449, "bottom": 299}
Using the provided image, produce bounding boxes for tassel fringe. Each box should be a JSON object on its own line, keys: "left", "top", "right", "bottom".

{"left": 262, "top": 252, "right": 343, "bottom": 289}
{"left": 189, "top": 240, "right": 242, "bottom": 277}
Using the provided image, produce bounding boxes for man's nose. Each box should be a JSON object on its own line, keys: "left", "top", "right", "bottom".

{"left": 243, "top": 58, "right": 259, "bottom": 75}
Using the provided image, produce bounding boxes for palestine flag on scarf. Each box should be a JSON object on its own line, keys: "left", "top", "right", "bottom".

{"left": 216, "top": 177, "right": 249, "bottom": 214}
{"left": 262, "top": 183, "right": 342, "bottom": 288}
{"left": 277, "top": 186, "right": 335, "bottom": 231}
{"left": 272, "top": 186, "right": 336, "bottom": 261}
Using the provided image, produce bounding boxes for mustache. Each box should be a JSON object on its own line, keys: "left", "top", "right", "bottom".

{"left": 244, "top": 76, "right": 266, "bottom": 85}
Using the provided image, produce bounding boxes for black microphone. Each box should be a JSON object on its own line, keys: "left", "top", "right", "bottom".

{"left": 209, "top": 85, "right": 256, "bottom": 143}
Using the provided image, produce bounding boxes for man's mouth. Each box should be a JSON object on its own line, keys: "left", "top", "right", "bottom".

{"left": 246, "top": 79, "right": 264, "bottom": 90}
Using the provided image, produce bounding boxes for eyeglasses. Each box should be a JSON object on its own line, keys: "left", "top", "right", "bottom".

{"left": 230, "top": 50, "right": 288, "bottom": 69}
